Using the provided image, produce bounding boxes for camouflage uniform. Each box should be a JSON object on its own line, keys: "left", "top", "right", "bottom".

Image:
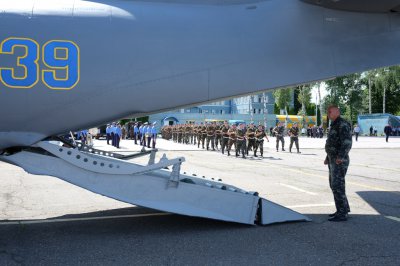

{"left": 273, "top": 125, "right": 285, "bottom": 151}
{"left": 254, "top": 128, "right": 266, "bottom": 157}
{"left": 325, "top": 116, "right": 352, "bottom": 217}
{"left": 227, "top": 127, "right": 237, "bottom": 156}
{"left": 214, "top": 124, "right": 222, "bottom": 150}
{"left": 200, "top": 125, "right": 207, "bottom": 149}
{"left": 246, "top": 125, "right": 256, "bottom": 155}
{"left": 221, "top": 124, "right": 230, "bottom": 154}
{"left": 236, "top": 127, "right": 247, "bottom": 158}
{"left": 206, "top": 123, "right": 216, "bottom": 150}
{"left": 185, "top": 124, "right": 191, "bottom": 144}
{"left": 288, "top": 126, "right": 300, "bottom": 153}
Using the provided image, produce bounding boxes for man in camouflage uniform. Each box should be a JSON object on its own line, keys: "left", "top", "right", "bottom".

{"left": 214, "top": 122, "right": 222, "bottom": 150}
{"left": 206, "top": 122, "right": 216, "bottom": 150}
{"left": 236, "top": 123, "right": 247, "bottom": 158}
{"left": 200, "top": 123, "right": 207, "bottom": 149}
{"left": 221, "top": 121, "right": 230, "bottom": 155}
{"left": 288, "top": 122, "right": 301, "bottom": 153}
{"left": 246, "top": 122, "right": 256, "bottom": 156}
{"left": 227, "top": 123, "right": 237, "bottom": 156}
{"left": 273, "top": 122, "right": 285, "bottom": 152}
{"left": 192, "top": 124, "right": 197, "bottom": 145}
{"left": 324, "top": 105, "right": 352, "bottom": 222}
{"left": 184, "top": 123, "right": 191, "bottom": 144}
{"left": 254, "top": 124, "right": 269, "bottom": 157}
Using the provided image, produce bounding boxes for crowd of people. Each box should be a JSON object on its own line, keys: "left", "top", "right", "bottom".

{"left": 161, "top": 120, "right": 306, "bottom": 158}
{"left": 105, "top": 122, "right": 158, "bottom": 149}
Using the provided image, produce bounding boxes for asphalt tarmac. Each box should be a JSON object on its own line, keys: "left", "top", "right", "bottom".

{"left": 0, "top": 136, "right": 399, "bottom": 265}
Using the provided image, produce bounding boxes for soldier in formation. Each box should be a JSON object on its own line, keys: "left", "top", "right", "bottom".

{"left": 246, "top": 122, "right": 256, "bottom": 156}
{"left": 254, "top": 124, "right": 269, "bottom": 157}
{"left": 273, "top": 122, "right": 285, "bottom": 152}
{"left": 288, "top": 122, "right": 301, "bottom": 153}
{"left": 206, "top": 122, "right": 216, "bottom": 151}
{"left": 221, "top": 121, "right": 230, "bottom": 155}
{"left": 161, "top": 121, "right": 274, "bottom": 159}
{"left": 236, "top": 123, "right": 247, "bottom": 158}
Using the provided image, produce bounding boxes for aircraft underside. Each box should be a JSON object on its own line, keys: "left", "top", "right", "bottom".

{"left": 0, "top": 0, "right": 400, "bottom": 225}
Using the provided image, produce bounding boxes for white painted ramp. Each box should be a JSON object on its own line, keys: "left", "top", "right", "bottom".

{"left": 1, "top": 141, "right": 311, "bottom": 225}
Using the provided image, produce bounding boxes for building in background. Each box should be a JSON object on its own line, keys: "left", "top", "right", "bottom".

{"left": 357, "top": 114, "right": 400, "bottom": 135}
{"left": 149, "top": 92, "right": 277, "bottom": 131}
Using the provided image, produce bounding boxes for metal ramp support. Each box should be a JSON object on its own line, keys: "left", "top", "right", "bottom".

{"left": 0, "top": 141, "right": 311, "bottom": 225}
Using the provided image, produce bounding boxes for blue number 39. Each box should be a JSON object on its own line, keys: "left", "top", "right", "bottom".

{"left": 0, "top": 37, "right": 80, "bottom": 90}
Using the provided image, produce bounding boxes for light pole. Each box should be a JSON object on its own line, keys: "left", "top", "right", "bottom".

{"left": 383, "top": 84, "right": 386, "bottom": 114}
{"left": 368, "top": 76, "right": 372, "bottom": 114}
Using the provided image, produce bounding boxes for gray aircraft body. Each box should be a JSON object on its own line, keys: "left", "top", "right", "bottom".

{"left": 0, "top": 0, "right": 400, "bottom": 149}
{"left": 0, "top": 0, "right": 400, "bottom": 225}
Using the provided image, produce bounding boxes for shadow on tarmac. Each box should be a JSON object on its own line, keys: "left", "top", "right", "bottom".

{"left": 1, "top": 205, "right": 399, "bottom": 265}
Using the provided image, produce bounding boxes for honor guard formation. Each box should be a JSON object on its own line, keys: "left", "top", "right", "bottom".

{"left": 161, "top": 120, "right": 277, "bottom": 159}
{"left": 105, "top": 121, "right": 158, "bottom": 149}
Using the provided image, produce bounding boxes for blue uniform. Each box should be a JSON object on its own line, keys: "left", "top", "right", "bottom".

{"left": 133, "top": 125, "right": 139, "bottom": 144}
{"left": 151, "top": 125, "right": 157, "bottom": 149}
{"left": 106, "top": 126, "right": 111, "bottom": 145}
{"left": 111, "top": 125, "right": 116, "bottom": 146}
{"left": 115, "top": 126, "right": 122, "bottom": 148}
{"left": 146, "top": 126, "right": 152, "bottom": 148}
{"left": 141, "top": 126, "right": 147, "bottom": 146}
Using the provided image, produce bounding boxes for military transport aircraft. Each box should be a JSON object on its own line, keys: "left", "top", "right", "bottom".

{"left": 0, "top": 0, "right": 399, "bottom": 225}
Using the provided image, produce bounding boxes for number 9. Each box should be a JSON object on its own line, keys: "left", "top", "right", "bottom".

{"left": 42, "top": 40, "right": 80, "bottom": 90}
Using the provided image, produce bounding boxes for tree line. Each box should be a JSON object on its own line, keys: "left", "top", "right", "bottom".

{"left": 273, "top": 66, "right": 400, "bottom": 124}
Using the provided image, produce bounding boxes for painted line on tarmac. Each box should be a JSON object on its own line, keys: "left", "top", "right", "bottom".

{"left": 288, "top": 168, "right": 393, "bottom": 192}
{"left": 351, "top": 163, "right": 400, "bottom": 173}
{"left": 0, "top": 212, "right": 171, "bottom": 225}
{"left": 287, "top": 203, "right": 334, "bottom": 208}
{"left": 385, "top": 216, "right": 400, "bottom": 223}
{"left": 278, "top": 183, "right": 318, "bottom": 195}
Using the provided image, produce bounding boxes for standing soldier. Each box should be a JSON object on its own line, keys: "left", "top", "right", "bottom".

{"left": 273, "top": 122, "right": 285, "bottom": 152}
{"left": 193, "top": 124, "right": 198, "bottom": 145}
{"left": 197, "top": 123, "right": 203, "bottom": 148}
{"left": 172, "top": 125, "right": 177, "bottom": 142}
{"left": 146, "top": 123, "right": 152, "bottom": 148}
{"left": 133, "top": 123, "right": 139, "bottom": 144}
{"left": 214, "top": 122, "right": 222, "bottom": 150}
{"left": 189, "top": 123, "right": 194, "bottom": 144}
{"left": 254, "top": 124, "right": 269, "bottom": 157}
{"left": 111, "top": 123, "right": 116, "bottom": 147}
{"left": 106, "top": 124, "right": 111, "bottom": 145}
{"left": 221, "top": 121, "right": 230, "bottom": 155}
{"left": 324, "top": 105, "right": 352, "bottom": 222}
{"left": 246, "top": 122, "right": 256, "bottom": 156}
{"left": 288, "top": 123, "right": 301, "bottom": 153}
{"left": 185, "top": 123, "right": 191, "bottom": 144}
{"left": 206, "top": 122, "right": 216, "bottom": 150}
{"left": 201, "top": 123, "right": 207, "bottom": 149}
{"left": 236, "top": 123, "right": 247, "bottom": 158}
{"left": 227, "top": 123, "right": 237, "bottom": 156}
{"left": 177, "top": 124, "right": 183, "bottom": 144}
{"left": 151, "top": 122, "right": 157, "bottom": 149}
{"left": 115, "top": 123, "right": 122, "bottom": 148}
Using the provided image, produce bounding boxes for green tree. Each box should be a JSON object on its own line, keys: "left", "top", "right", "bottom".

{"left": 361, "top": 66, "right": 400, "bottom": 115}
{"left": 273, "top": 88, "right": 292, "bottom": 115}
{"left": 297, "top": 84, "right": 312, "bottom": 116}
{"left": 324, "top": 73, "right": 363, "bottom": 123}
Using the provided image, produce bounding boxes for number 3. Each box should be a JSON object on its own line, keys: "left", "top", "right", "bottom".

{"left": 0, "top": 37, "right": 39, "bottom": 89}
